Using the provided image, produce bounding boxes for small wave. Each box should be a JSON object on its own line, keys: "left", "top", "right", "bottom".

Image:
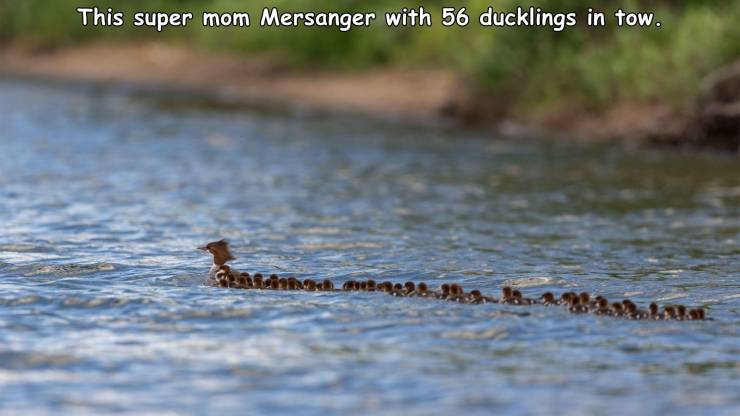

{"left": 0, "top": 243, "right": 47, "bottom": 253}
{"left": 23, "top": 263, "right": 116, "bottom": 277}
{"left": 656, "top": 293, "right": 689, "bottom": 302}
{"left": 297, "top": 242, "right": 383, "bottom": 250}
{"left": 0, "top": 350, "right": 80, "bottom": 369}
{"left": 502, "top": 276, "right": 560, "bottom": 288}
{"left": 0, "top": 295, "right": 49, "bottom": 306}
{"left": 442, "top": 328, "right": 508, "bottom": 340}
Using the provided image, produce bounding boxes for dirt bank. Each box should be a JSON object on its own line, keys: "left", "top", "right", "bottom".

{"left": 0, "top": 42, "right": 735, "bottom": 151}
{"left": 0, "top": 42, "right": 462, "bottom": 124}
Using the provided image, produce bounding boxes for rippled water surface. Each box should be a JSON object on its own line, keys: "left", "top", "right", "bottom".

{"left": 0, "top": 80, "right": 739, "bottom": 415}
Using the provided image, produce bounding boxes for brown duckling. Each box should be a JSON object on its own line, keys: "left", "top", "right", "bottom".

{"left": 321, "top": 279, "right": 334, "bottom": 291}
{"left": 649, "top": 302, "right": 659, "bottom": 319}
{"left": 594, "top": 298, "right": 611, "bottom": 315}
{"left": 560, "top": 292, "right": 576, "bottom": 306}
{"left": 611, "top": 302, "right": 624, "bottom": 316}
{"left": 501, "top": 286, "right": 514, "bottom": 302}
{"left": 380, "top": 281, "right": 393, "bottom": 293}
{"left": 305, "top": 279, "right": 317, "bottom": 291}
{"left": 514, "top": 289, "right": 536, "bottom": 305}
{"left": 269, "top": 278, "right": 279, "bottom": 290}
{"left": 675, "top": 305, "right": 687, "bottom": 321}
{"left": 447, "top": 284, "right": 466, "bottom": 302}
{"left": 416, "top": 282, "right": 431, "bottom": 297}
{"left": 215, "top": 269, "right": 230, "bottom": 287}
{"left": 436, "top": 284, "right": 451, "bottom": 299}
{"left": 389, "top": 282, "right": 405, "bottom": 297}
{"left": 589, "top": 295, "right": 605, "bottom": 309}
{"left": 366, "top": 279, "right": 377, "bottom": 291}
{"left": 404, "top": 282, "right": 416, "bottom": 296}
{"left": 238, "top": 272, "right": 251, "bottom": 289}
{"left": 253, "top": 275, "right": 264, "bottom": 289}
{"left": 579, "top": 292, "right": 590, "bottom": 306}
{"left": 689, "top": 308, "right": 705, "bottom": 320}
{"left": 663, "top": 306, "right": 676, "bottom": 320}
{"left": 468, "top": 289, "right": 491, "bottom": 304}
{"left": 541, "top": 292, "right": 557, "bottom": 306}
{"left": 278, "top": 278, "right": 288, "bottom": 290}
{"left": 622, "top": 299, "right": 635, "bottom": 311}
{"left": 624, "top": 302, "right": 644, "bottom": 319}
{"left": 342, "top": 280, "right": 354, "bottom": 291}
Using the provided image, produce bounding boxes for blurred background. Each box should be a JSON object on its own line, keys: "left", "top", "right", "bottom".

{"left": 1, "top": 0, "right": 739, "bottom": 150}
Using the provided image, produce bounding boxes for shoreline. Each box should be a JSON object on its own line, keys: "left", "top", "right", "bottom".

{"left": 0, "top": 41, "right": 729, "bottom": 149}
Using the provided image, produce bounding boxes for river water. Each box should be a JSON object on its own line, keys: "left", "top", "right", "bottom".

{"left": 0, "top": 80, "right": 738, "bottom": 415}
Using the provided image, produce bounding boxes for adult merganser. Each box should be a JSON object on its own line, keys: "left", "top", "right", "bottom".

{"left": 198, "top": 239, "right": 238, "bottom": 283}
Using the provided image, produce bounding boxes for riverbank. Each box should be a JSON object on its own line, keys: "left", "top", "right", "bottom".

{"left": 0, "top": 41, "right": 735, "bottom": 151}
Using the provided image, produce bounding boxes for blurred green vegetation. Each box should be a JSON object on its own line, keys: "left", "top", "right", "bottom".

{"left": 1, "top": 0, "right": 738, "bottom": 112}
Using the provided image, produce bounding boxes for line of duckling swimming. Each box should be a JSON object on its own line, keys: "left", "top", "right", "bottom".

{"left": 199, "top": 239, "right": 707, "bottom": 321}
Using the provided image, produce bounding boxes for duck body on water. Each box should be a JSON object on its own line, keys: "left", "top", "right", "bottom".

{"left": 199, "top": 240, "right": 708, "bottom": 321}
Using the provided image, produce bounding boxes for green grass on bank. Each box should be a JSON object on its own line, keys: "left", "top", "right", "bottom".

{"left": 1, "top": 0, "right": 738, "bottom": 113}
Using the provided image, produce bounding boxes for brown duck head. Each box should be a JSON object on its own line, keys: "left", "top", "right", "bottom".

{"left": 198, "top": 239, "right": 236, "bottom": 266}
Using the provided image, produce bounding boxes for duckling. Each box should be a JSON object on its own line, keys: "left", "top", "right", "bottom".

{"left": 321, "top": 280, "right": 334, "bottom": 291}
{"left": 366, "top": 279, "right": 377, "bottom": 292}
{"left": 593, "top": 298, "right": 611, "bottom": 315}
{"left": 624, "top": 302, "right": 642, "bottom": 319}
{"left": 270, "top": 278, "right": 279, "bottom": 290}
{"left": 468, "top": 290, "right": 490, "bottom": 304}
{"left": 414, "top": 282, "right": 430, "bottom": 297}
{"left": 540, "top": 292, "right": 557, "bottom": 306}
{"left": 215, "top": 269, "right": 230, "bottom": 288}
{"left": 342, "top": 280, "right": 354, "bottom": 291}
{"left": 305, "top": 279, "right": 317, "bottom": 291}
{"left": 560, "top": 292, "right": 576, "bottom": 306}
{"left": 436, "top": 284, "right": 451, "bottom": 300}
{"left": 611, "top": 302, "right": 624, "bottom": 317}
{"left": 389, "top": 282, "right": 405, "bottom": 297}
{"left": 237, "top": 272, "right": 251, "bottom": 289}
{"left": 568, "top": 296, "right": 587, "bottom": 313}
{"left": 693, "top": 308, "right": 705, "bottom": 320}
{"left": 663, "top": 306, "right": 676, "bottom": 320}
{"left": 253, "top": 275, "right": 264, "bottom": 289}
{"left": 589, "top": 295, "right": 605, "bottom": 310}
{"left": 622, "top": 299, "right": 635, "bottom": 310}
{"left": 649, "top": 303, "right": 659, "bottom": 319}
{"left": 352, "top": 281, "right": 361, "bottom": 291}
{"left": 447, "top": 284, "right": 467, "bottom": 302}
{"left": 380, "top": 281, "right": 393, "bottom": 293}
{"left": 513, "top": 289, "right": 536, "bottom": 305}
{"left": 675, "top": 305, "right": 687, "bottom": 321}
{"left": 359, "top": 281, "right": 368, "bottom": 291}
{"left": 404, "top": 282, "right": 416, "bottom": 297}
{"left": 287, "top": 279, "right": 298, "bottom": 290}
{"left": 501, "top": 286, "right": 514, "bottom": 303}
{"left": 579, "top": 292, "right": 590, "bottom": 306}
{"left": 278, "top": 278, "right": 288, "bottom": 290}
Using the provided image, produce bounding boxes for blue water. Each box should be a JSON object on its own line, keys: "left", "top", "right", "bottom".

{"left": 0, "top": 80, "right": 738, "bottom": 415}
